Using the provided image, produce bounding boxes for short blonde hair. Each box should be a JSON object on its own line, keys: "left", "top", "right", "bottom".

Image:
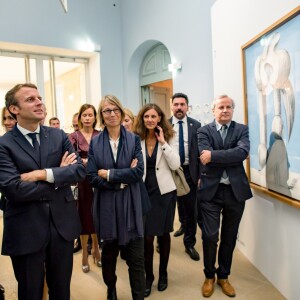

{"left": 98, "top": 95, "right": 125, "bottom": 127}
{"left": 124, "top": 108, "right": 135, "bottom": 122}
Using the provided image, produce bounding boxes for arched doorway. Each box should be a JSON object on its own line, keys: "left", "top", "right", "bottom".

{"left": 140, "top": 43, "right": 173, "bottom": 117}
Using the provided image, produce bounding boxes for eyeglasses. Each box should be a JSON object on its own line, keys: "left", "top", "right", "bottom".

{"left": 102, "top": 108, "right": 121, "bottom": 115}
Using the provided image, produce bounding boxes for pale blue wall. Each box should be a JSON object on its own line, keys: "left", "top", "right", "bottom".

{"left": 120, "top": 0, "right": 215, "bottom": 114}
{"left": 0, "top": 0, "right": 124, "bottom": 99}
{"left": 0, "top": 0, "right": 215, "bottom": 114}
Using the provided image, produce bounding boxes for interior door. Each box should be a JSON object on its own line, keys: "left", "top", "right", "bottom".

{"left": 149, "top": 86, "right": 171, "bottom": 118}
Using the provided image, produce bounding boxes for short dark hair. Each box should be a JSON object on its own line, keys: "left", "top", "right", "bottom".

{"left": 171, "top": 92, "right": 189, "bottom": 105}
{"left": 5, "top": 83, "right": 38, "bottom": 118}
{"left": 49, "top": 117, "right": 60, "bottom": 125}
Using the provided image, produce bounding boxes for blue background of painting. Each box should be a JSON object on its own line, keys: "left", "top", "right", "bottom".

{"left": 245, "top": 14, "right": 300, "bottom": 172}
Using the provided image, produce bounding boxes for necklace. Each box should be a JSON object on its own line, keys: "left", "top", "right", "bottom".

{"left": 146, "top": 138, "right": 156, "bottom": 150}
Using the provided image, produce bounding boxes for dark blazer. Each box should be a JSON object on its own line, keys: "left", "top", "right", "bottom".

{"left": 170, "top": 116, "right": 201, "bottom": 185}
{"left": 0, "top": 125, "right": 85, "bottom": 256}
{"left": 197, "top": 120, "right": 252, "bottom": 202}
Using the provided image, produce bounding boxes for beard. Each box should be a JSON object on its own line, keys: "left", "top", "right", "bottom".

{"left": 175, "top": 110, "right": 185, "bottom": 119}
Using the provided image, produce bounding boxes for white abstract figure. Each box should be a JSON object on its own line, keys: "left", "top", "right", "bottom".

{"left": 254, "top": 32, "right": 295, "bottom": 170}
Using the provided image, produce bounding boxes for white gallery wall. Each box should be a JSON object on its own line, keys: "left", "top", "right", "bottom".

{"left": 212, "top": 1, "right": 300, "bottom": 299}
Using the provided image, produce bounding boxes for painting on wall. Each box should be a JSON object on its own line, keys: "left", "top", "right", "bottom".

{"left": 242, "top": 6, "right": 300, "bottom": 207}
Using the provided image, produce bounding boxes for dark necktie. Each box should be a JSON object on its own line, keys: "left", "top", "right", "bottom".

{"left": 220, "top": 125, "right": 227, "bottom": 144}
{"left": 178, "top": 120, "right": 185, "bottom": 165}
{"left": 28, "top": 133, "right": 40, "bottom": 164}
{"left": 220, "top": 125, "right": 228, "bottom": 179}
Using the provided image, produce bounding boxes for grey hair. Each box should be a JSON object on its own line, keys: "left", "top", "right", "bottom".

{"left": 211, "top": 94, "right": 235, "bottom": 110}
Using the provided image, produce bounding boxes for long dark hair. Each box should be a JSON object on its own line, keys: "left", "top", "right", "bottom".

{"left": 134, "top": 103, "right": 174, "bottom": 142}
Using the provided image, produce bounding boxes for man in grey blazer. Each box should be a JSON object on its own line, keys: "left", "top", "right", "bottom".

{"left": 0, "top": 83, "right": 85, "bottom": 300}
{"left": 197, "top": 95, "right": 252, "bottom": 297}
{"left": 170, "top": 93, "right": 201, "bottom": 261}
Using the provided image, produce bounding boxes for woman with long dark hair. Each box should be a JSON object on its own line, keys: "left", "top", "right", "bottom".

{"left": 134, "top": 103, "right": 180, "bottom": 297}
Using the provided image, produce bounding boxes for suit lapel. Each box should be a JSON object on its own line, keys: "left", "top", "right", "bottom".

{"left": 142, "top": 138, "right": 162, "bottom": 167}
{"left": 141, "top": 140, "right": 147, "bottom": 180}
{"left": 210, "top": 121, "right": 223, "bottom": 148}
{"left": 156, "top": 142, "right": 163, "bottom": 165}
{"left": 39, "top": 126, "right": 49, "bottom": 169}
{"left": 12, "top": 126, "right": 40, "bottom": 166}
{"left": 224, "top": 121, "right": 235, "bottom": 148}
{"left": 187, "top": 117, "right": 193, "bottom": 150}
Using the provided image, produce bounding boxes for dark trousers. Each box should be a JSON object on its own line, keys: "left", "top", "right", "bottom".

{"left": 144, "top": 233, "right": 171, "bottom": 280}
{"left": 11, "top": 217, "right": 74, "bottom": 300}
{"left": 102, "top": 238, "right": 145, "bottom": 300}
{"left": 200, "top": 184, "right": 245, "bottom": 279}
{"left": 177, "top": 165, "right": 198, "bottom": 248}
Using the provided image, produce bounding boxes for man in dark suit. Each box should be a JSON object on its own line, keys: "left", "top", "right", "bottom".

{"left": 0, "top": 83, "right": 85, "bottom": 300}
{"left": 197, "top": 95, "right": 252, "bottom": 297}
{"left": 170, "top": 93, "right": 201, "bottom": 261}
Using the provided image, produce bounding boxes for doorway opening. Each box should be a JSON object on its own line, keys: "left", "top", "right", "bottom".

{"left": 140, "top": 43, "right": 173, "bottom": 117}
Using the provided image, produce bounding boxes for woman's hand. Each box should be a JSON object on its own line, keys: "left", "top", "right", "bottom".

{"left": 155, "top": 126, "right": 166, "bottom": 145}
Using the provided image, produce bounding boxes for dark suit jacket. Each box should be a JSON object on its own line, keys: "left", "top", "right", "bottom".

{"left": 170, "top": 116, "right": 201, "bottom": 185}
{"left": 197, "top": 120, "right": 252, "bottom": 202}
{"left": 0, "top": 125, "right": 86, "bottom": 256}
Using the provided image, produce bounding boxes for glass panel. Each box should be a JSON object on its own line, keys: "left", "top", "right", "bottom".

{"left": 54, "top": 61, "right": 86, "bottom": 132}
{"left": 0, "top": 54, "right": 88, "bottom": 135}
{"left": 29, "top": 59, "right": 37, "bottom": 85}
{"left": 43, "top": 60, "right": 53, "bottom": 126}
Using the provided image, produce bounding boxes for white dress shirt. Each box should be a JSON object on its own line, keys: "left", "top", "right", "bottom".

{"left": 172, "top": 115, "right": 189, "bottom": 165}
{"left": 17, "top": 124, "right": 54, "bottom": 183}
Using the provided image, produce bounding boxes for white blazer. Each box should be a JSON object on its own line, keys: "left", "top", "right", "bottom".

{"left": 141, "top": 138, "right": 180, "bottom": 195}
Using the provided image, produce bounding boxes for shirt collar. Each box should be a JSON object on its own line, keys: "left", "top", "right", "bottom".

{"left": 172, "top": 115, "right": 187, "bottom": 125}
{"left": 17, "top": 123, "right": 40, "bottom": 136}
{"left": 215, "top": 121, "right": 231, "bottom": 131}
